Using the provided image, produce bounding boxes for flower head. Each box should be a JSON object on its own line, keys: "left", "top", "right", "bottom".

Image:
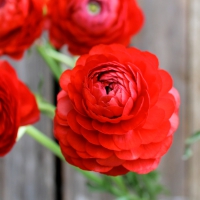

{"left": 0, "top": 60, "right": 40, "bottom": 156}
{"left": 0, "top": 0, "right": 45, "bottom": 59}
{"left": 54, "top": 44, "right": 180, "bottom": 176}
{"left": 47, "top": 0, "right": 144, "bottom": 55}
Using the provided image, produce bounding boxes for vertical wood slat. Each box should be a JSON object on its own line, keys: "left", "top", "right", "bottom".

{"left": 0, "top": 49, "right": 55, "bottom": 200}
{"left": 187, "top": 0, "right": 200, "bottom": 199}
{"left": 134, "top": 0, "right": 188, "bottom": 199}
{"left": 63, "top": 167, "right": 114, "bottom": 200}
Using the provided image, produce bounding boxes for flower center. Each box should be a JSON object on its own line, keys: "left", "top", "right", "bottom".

{"left": 105, "top": 85, "right": 113, "bottom": 94}
{"left": 87, "top": 1, "right": 101, "bottom": 15}
{"left": 0, "top": 0, "right": 5, "bottom": 7}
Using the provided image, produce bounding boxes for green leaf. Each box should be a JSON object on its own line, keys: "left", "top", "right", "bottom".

{"left": 35, "top": 94, "right": 55, "bottom": 119}
{"left": 45, "top": 48, "right": 77, "bottom": 69}
{"left": 185, "top": 131, "right": 200, "bottom": 145}
{"left": 182, "top": 146, "right": 193, "bottom": 160}
{"left": 115, "top": 196, "right": 130, "bottom": 200}
{"left": 36, "top": 44, "right": 62, "bottom": 81}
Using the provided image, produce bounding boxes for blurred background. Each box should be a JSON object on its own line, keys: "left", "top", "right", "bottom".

{"left": 0, "top": 0, "right": 200, "bottom": 199}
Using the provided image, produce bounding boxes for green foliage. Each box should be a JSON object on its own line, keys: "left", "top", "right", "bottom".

{"left": 185, "top": 131, "right": 200, "bottom": 145}
{"left": 183, "top": 131, "right": 200, "bottom": 160}
{"left": 35, "top": 94, "right": 55, "bottom": 119}
{"left": 86, "top": 171, "right": 167, "bottom": 200}
{"left": 122, "top": 171, "right": 167, "bottom": 200}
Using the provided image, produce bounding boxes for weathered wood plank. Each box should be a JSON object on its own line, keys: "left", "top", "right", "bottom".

{"left": 133, "top": 0, "right": 188, "bottom": 198}
{"left": 0, "top": 48, "right": 55, "bottom": 200}
{"left": 63, "top": 166, "right": 114, "bottom": 200}
{"left": 186, "top": 0, "right": 200, "bottom": 199}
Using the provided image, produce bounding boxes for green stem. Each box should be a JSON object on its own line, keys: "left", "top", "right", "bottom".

{"left": 25, "top": 125, "right": 104, "bottom": 185}
{"left": 36, "top": 45, "right": 62, "bottom": 81}
{"left": 45, "top": 48, "right": 76, "bottom": 69}
{"left": 112, "top": 176, "right": 128, "bottom": 195}
{"left": 36, "top": 96, "right": 55, "bottom": 119}
{"left": 26, "top": 125, "right": 65, "bottom": 160}
{"left": 74, "top": 167, "right": 103, "bottom": 185}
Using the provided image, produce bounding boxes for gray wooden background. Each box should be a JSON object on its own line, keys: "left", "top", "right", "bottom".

{"left": 0, "top": 0, "right": 200, "bottom": 199}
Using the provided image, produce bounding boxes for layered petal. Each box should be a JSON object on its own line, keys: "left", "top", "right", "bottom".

{"left": 0, "top": 60, "right": 40, "bottom": 156}
{"left": 0, "top": 0, "right": 45, "bottom": 59}
{"left": 54, "top": 44, "right": 180, "bottom": 176}
{"left": 47, "top": 0, "right": 144, "bottom": 55}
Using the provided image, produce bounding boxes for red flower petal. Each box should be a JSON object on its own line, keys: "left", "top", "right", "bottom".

{"left": 98, "top": 133, "right": 121, "bottom": 151}
{"left": 60, "top": 143, "right": 79, "bottom": 159}
{"left": 67, "top": 110, "right": 81, "bottom": 134}
{"left": 92, "top": 120, "right": 126, "bottom": 135}
{"left": 80, "top": 128, "right": 100, "bottom": 145}
{"left": 138, "top": 120, "right": 171, "bottom": 144}
{"left": 69, "top": 157, "right": 88, "bottom": 170}
{"left": 82, "top": 159, "right": 112, "bottom": 172}
{"left": 76, "top": 151, "right": 93, "bottom": 159}
{"left": 169, "top": 87, "right": 180, "bottom": 112}
{"left": 159, "top": 70, "right": 173, "bottom": 96}
{"left": 156, "top": 97, "right": 175, "bottom": 121}
{"left": 53, "top": 122, "right": 69, "bottom": 145}
{"left": 123, "top": 158, "right": 160, "bottom": 174}
{"left": 67, "top": 84, "right": 87, "bottom": 115}
{"left": 142, "top": 106, "right": 165, "bottom": 129}
{"left": 0, "top": 61, "right": 17, "bottom": 77}
{"left": 56, "top": 91, "right": 73, "bottom": 122}
{"left": 86, "top": 142, "right": 113, "bottom": 159}
{"left": 143, "top": 51, "right": 159, "bottom": 70}
{"left": 96, "top": 154, "right": 124, "bottom": 167}
{"left": 104, "top": 166, "right": 129, "bottom": 176}
{"left": 18, "top": 81, "right": 40, "bottom": 126}
{"left": 139, "top": 136, "right": 172, "bottom": 159}
{"left": 76, "top": 114, "right": 94, "bottom": 130}
{"left": 60, "top": 69, "right": 72, "bottom": 91}
{"left": 66, "top": 129, "right": 86, "bottom": 152}
{"left": 113, "top": 130, "right": 141, "bottom": 150}
{"left": 115, "top": 148, "right": 141, "bottom": 160}
{"left": 76, "top": 54, "right": 90, "bottom": 66}
{"left": 168, "top": 113, "right": 179, "bottom": 136}
{"left": 122, "top": 97, "right": 134, "bottom": 115}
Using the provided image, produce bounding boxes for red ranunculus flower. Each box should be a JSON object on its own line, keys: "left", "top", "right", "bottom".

{"left": 0, "top": 0, "right": 45, "bottom": 59}
{"left": 47, "top": 0, "right": 144, "bottom": 55}
{"left": 0, "top": 60, "right": 40, "bottom": 156}
{"left": 54, "top": 44, "right": 180, "bottom": 176}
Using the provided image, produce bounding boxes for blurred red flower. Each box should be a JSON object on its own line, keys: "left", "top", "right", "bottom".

{"left": 47, "top": 0, "right": 144, "bottom": 55}
{"left": 0, "top": 60, "right": 40, "bottom": 156}
{"left": 54, "top": 44, "right": 180, "bottom": 176}
{"left": 0, "top": 0, "right": 45, "bottom": 59}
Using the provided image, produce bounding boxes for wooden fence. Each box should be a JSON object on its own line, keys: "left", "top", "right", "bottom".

{"left": 0, "top": 0, "right": 200, "bottom": 199}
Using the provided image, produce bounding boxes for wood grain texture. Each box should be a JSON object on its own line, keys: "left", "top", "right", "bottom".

{"left": 0, "top": 49, "right": 55, "bottom": 200}
{"left": 187, "top": 0, "right": 200, "bottom": 199}
{"left": 134, "top": 0, "right": 188, "bottom": 198}
{"left": 63, "top": 167, "right": 114, "bottom": 200}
